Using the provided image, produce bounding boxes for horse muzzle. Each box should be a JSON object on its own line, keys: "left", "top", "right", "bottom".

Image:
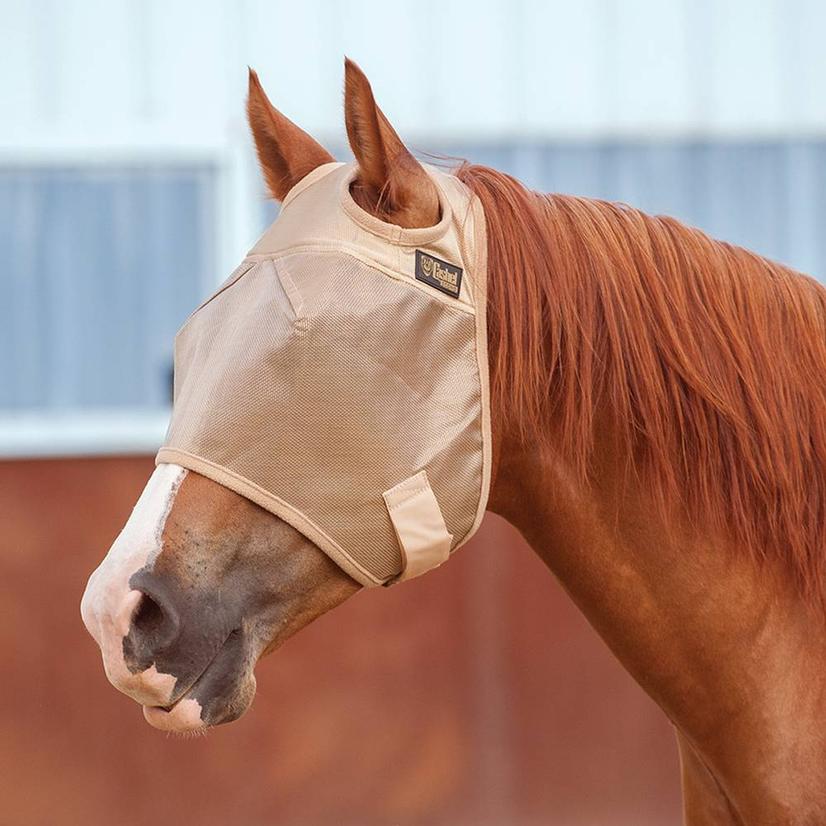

{"left": 82, "top": 567, "right": 258, "bottom": 732}
{"left": 80, "top": 464, "right": 257, "bottom": 733}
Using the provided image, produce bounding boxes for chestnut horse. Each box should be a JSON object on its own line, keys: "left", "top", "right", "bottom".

{"left": 82, "top": 60, "right": 826, "bottom": 825}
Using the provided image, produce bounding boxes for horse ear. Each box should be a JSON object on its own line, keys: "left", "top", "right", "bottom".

{"left": 247, "top": 68, "right": 335, "bottom": 202}
{"left": 343, "top": 58, "right": 440, "bottom": 229}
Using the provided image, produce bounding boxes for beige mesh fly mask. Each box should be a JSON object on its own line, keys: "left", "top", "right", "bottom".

{"left": 157, "top": 162, "right": 491, "bottom": 586}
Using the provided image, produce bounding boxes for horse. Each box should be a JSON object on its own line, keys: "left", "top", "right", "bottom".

{"left": 81, "top": 59, "right": 826, "bottom": 825}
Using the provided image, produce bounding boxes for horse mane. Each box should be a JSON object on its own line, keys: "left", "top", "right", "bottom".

{"left": 455, "top": 162, "right": 826, "bottom": 603}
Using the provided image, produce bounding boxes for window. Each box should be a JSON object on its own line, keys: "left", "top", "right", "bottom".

{"left": 0, "top": 163, "right": 217, "bottom": 455}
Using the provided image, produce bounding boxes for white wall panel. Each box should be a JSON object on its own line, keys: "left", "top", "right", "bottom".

{"left": 612, "top": 0, "right": 692, "bottom": 130}
{"left": 50, "top": 0, "right": 138, "bottom": 128}
{"left": 779, "top": 0, "right": 826, "bottom": 131}
{"left": 521, "top": 0, "right": 607, "bottom": 134}
{"left": 317, "top": 0, "right": 436, "bottom": 139}
{"left": 2, "top": 0, "right": 826, "bottom": 144}
{"left": 705, "top": 0, "right": 784, "bottom": 130}
{"left": 244, "top": 0, "right": 331, "bottom": 138}
{"left": 427, "top": 0, "right": 516, "bottom": 135}
{"left": 0, "top": 1, "right": 38, "bottom": 136}
{"left": 142, "top": 0, "right": 231, "bottom": 132}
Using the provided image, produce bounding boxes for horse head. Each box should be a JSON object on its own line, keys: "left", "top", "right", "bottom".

{"left": 81, "top": 59, "right": 491, "bottom": 732}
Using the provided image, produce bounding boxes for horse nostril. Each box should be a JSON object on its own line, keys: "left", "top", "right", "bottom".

{"left": 124, "top": 587, "right": 182, "bottom": 668}
{"left": 133, "top": 593, "right": 165, "bottom": 637}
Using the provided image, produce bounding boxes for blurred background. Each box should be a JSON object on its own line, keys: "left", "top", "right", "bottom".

{"left": 2, "top": 1, "right": 824, "bottom": 824}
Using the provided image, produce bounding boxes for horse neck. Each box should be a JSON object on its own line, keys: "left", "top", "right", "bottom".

{"left": 486, "top": 421, "right": 826, "bottom": 821}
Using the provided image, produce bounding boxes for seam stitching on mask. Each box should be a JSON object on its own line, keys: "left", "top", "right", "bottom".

{"left": 246, "top": 246, "right": 475, "bottom": 316}
{"left": 386, "top": 486, "right": 430, "bottom": 510}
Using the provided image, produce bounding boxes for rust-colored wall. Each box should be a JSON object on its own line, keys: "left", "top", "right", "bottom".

{"left": 0, "top": 457, "right": 682, "bottom": 825}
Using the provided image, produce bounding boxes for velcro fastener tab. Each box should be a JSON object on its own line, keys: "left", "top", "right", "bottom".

{"left": 383, "top": 470, "right": 453, "bottom": 584}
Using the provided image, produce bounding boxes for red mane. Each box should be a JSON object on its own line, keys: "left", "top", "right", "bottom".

{"left": 456, "top": 163, "right": 826, "bottom": 603}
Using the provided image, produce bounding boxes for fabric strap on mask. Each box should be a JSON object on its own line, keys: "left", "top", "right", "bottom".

{"left": 382, "top": 471, "right": 453, "bottom": 585}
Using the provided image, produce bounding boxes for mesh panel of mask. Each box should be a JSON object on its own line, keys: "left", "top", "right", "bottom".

{"left": 160, "top": 249, "right": 484, "bottom": 583}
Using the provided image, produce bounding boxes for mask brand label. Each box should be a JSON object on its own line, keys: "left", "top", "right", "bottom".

{"left": 415, "top": 250, "right": 463, "bottom": 299}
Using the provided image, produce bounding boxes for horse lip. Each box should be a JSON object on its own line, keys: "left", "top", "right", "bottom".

{"left": 143, "top": 661, "right": 216, "bottom": 732}
{"left": 154, "top": 626, "right": 236, "bottom": 711}
{"left": 143, "top": 696, "right": 205, "bottom": 733}
{"left": 145, "top": 626, "right": 251, "bottom": 730}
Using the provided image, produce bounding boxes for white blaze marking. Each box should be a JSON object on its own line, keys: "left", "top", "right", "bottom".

{"left": 80, "top": 462, "right": 187, "bottom": 707}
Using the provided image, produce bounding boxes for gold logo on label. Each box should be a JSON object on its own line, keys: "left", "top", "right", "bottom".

{"left": 420, "top": 254, "right": 457, "bottom": 289}
{"left": 415, "top": 249, "right": 463, "bottom": 298}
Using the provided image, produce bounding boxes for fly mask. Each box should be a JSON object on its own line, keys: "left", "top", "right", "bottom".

{"left": 157, "top": 161, "right": 491, "bottom": 586}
